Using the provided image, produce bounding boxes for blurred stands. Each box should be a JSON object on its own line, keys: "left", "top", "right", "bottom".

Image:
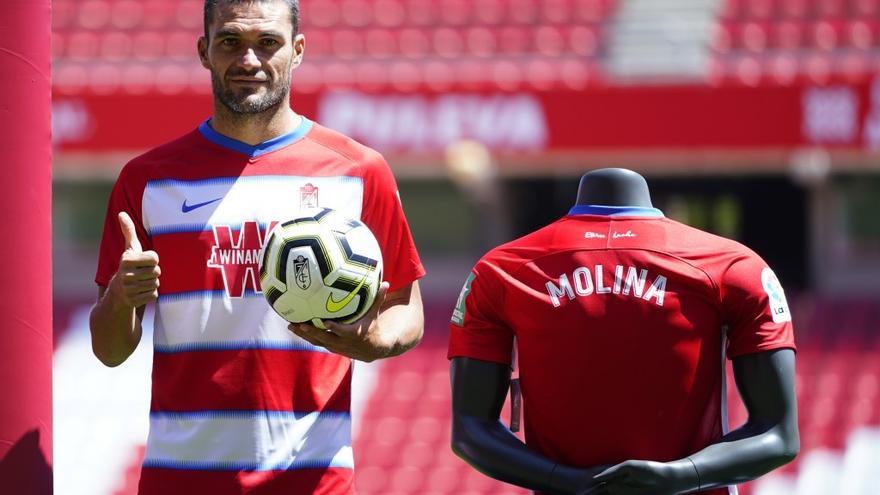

{"left": 710, "top": 0, "right": 880, "bottom": 86}
{"left": 52, "top": 0, "right": 880, "bottom": 93}
{"left": 52, "top": 0, "right": 619, "bottom": 94}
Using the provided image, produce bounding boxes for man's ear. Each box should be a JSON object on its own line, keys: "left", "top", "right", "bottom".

{"left": 198, "top": 36, "right": 210, "bottom": 69}
{"left": 291, "top": 33, "right": 305, "bottom": 69}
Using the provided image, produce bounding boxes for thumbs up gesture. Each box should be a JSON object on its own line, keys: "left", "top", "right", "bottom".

{"left": 110, "top": 212, "right": 161, "bottom": 309}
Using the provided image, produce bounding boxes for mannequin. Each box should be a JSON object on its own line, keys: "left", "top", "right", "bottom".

{"left": 450, "top": 168, "right": 799, "bottom": 495}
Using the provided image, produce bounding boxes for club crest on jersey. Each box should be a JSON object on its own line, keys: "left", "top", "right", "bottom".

{"left": 761, "top": 267, "right": 791, "bottom": 323}
{"left": 300, "top": 183, "right": 319, "bottom": 209}
{"left": 293, "top": 255, "right": 311, "bottom": 290}
{"left": 207, "top": 220, "right": 278, "bottom": 297}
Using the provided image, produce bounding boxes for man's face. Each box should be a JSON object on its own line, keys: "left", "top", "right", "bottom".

{"left": 198, "top": 1, "right": 304, "bottom": 115}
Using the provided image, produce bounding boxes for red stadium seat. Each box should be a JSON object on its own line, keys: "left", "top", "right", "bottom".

{"left": 331, "top": 29, "right": 364, "bottom": 59}
{"left": 768, "top": 53, "right": 799, "bottom": 85}
{"left": 534, "top": 26, "right": 565, "bottom": 56}
{"left": 141, "top": 2, "right": 175, "bottom": 30}
{"left": 100, "top": 32, "right": 133, "bottom": 61}
{"left": 816, "top": 0, "right": 847, "bottom": 17}
{"left": 398, "top": 28, "right": 430, "bottom": 58}
{"left": 432, "top": 28, "right": 465, "bottom": 58}
{"left": 772, "top": 20, "right": 806, "bottom": 49}
{"left": 121, "top": 64, "right": 157, "bottom": 95}
{"left": 373, "top": 0, "right": 407, "bottom": 27}
{"left": 303, "top": 30, "right": 331, "bottom": 58}
{"left": 509, "top": 0, "right": 539, "bottom": 25}
{"left": 67, "top": 32, "right": 100, "bottom": 60}
{"left": 175, "top": 1, "right": 202, "bottom": 30}
{"left": 846, "top": 20, "right": 878, "bottom": 49}
{"left": 307, "top": 1, "right": 340, "bottom": 28}
{"left": 780, "top": 0, "right": 811, "bottom": 18}
{"left": 165, "top": 31, "right": 195, "bottom": 61}
{"left": 741, "top": 21, "right": 771, "bottom": 52}
{"left": 440, "top": 0, "right": 473, "bottom": 26}
{"left": 110, "top": 1, "right": 143, "bottom": 30}
{"left": 473, "top": 0, "right": 506, "bottom": 25}
{"left": 341, "top": 0, "right": 373, "bottom": 28}
{"left": 575, "top": 0, "right": 611, "bottom": 23}
{"left": 712, "top": 22, "right": 735, "bottom": 53}
{"left": 422, "top": 60, "right": 455, "bottom": 91}
{"left": 810, "top": 20, "right": 843, "bottom": 51}
{"left": 364, "top": 29, "right": 398, "bottom": 59}
{"left": 131, "top": 31, "right": 165, "bottom": 60}
{"left": 720, "top": 0, "right": 743, "bottom": 20}
{"left": 542, "top": 0, "right": 573, "bottom": 24}
{"left": 744, "top": 0, "right": 776, "bottom": 19}
{"left": 89, "top": 63, "right": 122, "bottom": 95}
{"left": 561, "top": 59, "right": 593, "bottom": 89}
{"left": 405, "top": 0, "right": 435, "bottom": 27}
{"left": 497, "top": 26, "right": 532, "bottom": 55}
{"left": 77, "top": 0, "right": 111, "bottom": 30}
{"left": 465, "top": 27, "right": 498, "bottom": 57}
{"left": 852, "top": 0, "right": 880, "bottom": 17}
{"left": 52, "top": 32, "right": 67, "bottom": 60}
{"left": 53, "top": 1, "right": 76, "bottom": 29}
{"left": 569, "top": 26, "right": 599, "bottom": 57}
{"left": 490, "top": 60, "right": 524, "bottom": 91}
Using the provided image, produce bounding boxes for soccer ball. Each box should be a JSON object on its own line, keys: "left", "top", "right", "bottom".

{"left": 259, "top": 208, "right": 383, "bottom": 328}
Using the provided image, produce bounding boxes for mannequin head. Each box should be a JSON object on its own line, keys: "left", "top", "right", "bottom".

{"left": 575, "top": 168, "right": 653, "bottom": 208}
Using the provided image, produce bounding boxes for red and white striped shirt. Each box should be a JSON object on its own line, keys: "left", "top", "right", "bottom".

{"left": 96, "top": 117, "right": 424, "bottom": 495}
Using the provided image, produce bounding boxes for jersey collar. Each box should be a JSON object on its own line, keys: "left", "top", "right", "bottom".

{"left": 568, "top": 204, "right": 665, "bottom": 218}
{"left": 198, "top": 116, "right": 313, "bottom": 158}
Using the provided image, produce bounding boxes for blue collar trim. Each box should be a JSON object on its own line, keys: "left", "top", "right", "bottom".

{"left": 198, "top": 116, "right": 313, "bottom": 158}
{"left": 568, "top": 205, "right": 665, "bottom": 218}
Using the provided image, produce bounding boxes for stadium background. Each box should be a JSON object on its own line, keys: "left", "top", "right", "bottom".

{"left": 50, "top": 0, "right": 880, "bottom": 493}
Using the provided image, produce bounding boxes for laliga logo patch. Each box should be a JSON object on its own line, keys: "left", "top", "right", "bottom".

{"left": 761, "top": 267, "right": 791, "bottom": 323}
{"left": 293, "top": 255, "right": 311, "bottom": 290}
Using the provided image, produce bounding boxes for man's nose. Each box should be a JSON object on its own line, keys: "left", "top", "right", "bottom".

{"left": 239, "top": 48, "right": 260, "bottom": 69}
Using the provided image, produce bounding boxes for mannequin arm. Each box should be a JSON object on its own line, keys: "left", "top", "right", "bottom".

{"left": 450, "top": 357, "right": 607, "bottom": 494}
{"left": 593, "top": 349, "right": 799, "bottom": 494}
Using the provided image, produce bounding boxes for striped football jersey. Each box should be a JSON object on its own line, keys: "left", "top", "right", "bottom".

{"left": 96, "top": 117, "right": 424, "bottom": 495}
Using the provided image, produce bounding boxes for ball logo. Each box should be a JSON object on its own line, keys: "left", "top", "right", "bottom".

{"left": 300, "top": 183, "right": 319, "bottom": 209}
{"left": 761, "top": 267, "right": 791, "bottom": 323}
{"left": 293, "top": 255, "right": 311, "bottom": 290}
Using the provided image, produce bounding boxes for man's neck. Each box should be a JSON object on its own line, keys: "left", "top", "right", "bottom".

{"left": 210, "top": 101, "right": 301, "bottom": 145}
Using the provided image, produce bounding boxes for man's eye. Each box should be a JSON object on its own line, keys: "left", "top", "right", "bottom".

{"left": 260, "top": 39, "right": 279, "bottom": 47}
{"left": 221, "top": 38, "right": 238, "bottom": 46}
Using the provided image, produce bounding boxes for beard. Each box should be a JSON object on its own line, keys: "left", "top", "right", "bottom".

{"left": 212, "top": 68, "right": 291, "bottom": 115}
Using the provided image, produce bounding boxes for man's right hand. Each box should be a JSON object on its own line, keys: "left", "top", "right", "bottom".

{"left": 108, "top": 211, "right": 161, "bottom": 309}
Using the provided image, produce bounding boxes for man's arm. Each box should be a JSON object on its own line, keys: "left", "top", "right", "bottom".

{"left": 593, "top": 349, "right": 799, "bottom": 495}
{"left": 450, "top": 357, "right": 607, "bottom": 494}
{"left": 291, "top": 280, "right": 424, "bottom": 362}
{"left": 89, "top": 212, "right": 160, "bottom": 367}
{"left": 89, "top": 286, "right": 145, "bottom": 367}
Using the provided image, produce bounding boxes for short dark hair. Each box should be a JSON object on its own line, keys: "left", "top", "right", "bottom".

{"left": 203, "top": 0, "right": 300, "bottom": 39}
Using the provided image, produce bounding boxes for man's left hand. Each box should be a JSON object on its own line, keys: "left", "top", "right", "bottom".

{"left": 289, "top": 282, "right": 393, "bottom": 362}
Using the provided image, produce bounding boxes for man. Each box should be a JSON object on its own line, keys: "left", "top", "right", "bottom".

{"left": 448, "top": 169, "right": 798, "bottom": 494}
{"left": 89, "top": 1, "right": 425, "bottom": 493}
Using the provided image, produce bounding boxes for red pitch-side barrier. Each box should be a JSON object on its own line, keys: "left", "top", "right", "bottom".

{"left": 0, "top": 0, "right": 54, "bottom": 493}
{"left": 53, "top": 79, "right": 880, "bottom": 156}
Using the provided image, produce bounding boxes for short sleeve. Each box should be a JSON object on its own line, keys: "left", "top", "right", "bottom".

{"left": 95, "top": 165, "right": 152, "bottom": 286}
{"left": 721, "top": 254, "right": 796, "bottom": 359}
{"left": 447, "top": 262, "right": 515, "bottom": 366}
{"left": 359, "top": 156, "right": 425, "bottom": 292}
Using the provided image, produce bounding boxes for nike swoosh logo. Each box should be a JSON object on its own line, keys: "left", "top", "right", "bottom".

{"left": 326, "top": 274, "right": 368, "bottom": 313}
{"left": 181, "top": 197, "right": 222, "bottom": 213}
